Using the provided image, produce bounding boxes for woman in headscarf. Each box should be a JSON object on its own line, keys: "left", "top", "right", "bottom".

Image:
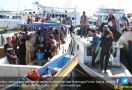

{"left": 25, "top": 35, "right": 33, "bottom": 65}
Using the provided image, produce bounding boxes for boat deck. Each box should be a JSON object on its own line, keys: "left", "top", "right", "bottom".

{"left": 85, "top": 62, "right": 131, "bottom": 77}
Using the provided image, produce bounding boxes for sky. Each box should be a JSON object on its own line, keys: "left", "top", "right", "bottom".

{"left": 0, "top": 0, "right": 132, "bottom": 16}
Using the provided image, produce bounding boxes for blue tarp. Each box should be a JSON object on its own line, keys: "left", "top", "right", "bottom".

{"left": 21, "top": 23, "right": 68, "bottom": 28}
{"left": 38, "top": 54, "right": 71, "bottom": 76}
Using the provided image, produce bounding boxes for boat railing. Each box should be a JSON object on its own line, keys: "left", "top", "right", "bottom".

{"left": 72, "top": 33, "right": 92, "bottom": 46}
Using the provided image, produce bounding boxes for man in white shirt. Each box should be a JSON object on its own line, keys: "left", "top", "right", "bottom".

{"left": 80, "top": 11, "right": 88, "bottom": 37}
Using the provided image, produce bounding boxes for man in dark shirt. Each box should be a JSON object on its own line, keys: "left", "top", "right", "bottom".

{"left": 99, "top": 25, "right": 113, "bottom": 73}
{"left": 4, "top": 37, "right": 17, "bottom": 64}
{"left": 18, "top": 33, "right": 26, "bottom": 65}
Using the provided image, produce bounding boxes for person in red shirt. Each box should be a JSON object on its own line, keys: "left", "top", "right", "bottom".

{"left": 11, "top": 35, "right": 17, "bottom": 54}
{"left": 80, "top": 11, "right": 88, "bottom": 37}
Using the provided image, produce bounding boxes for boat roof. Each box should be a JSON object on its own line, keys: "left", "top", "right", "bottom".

{"left": 21, "top": 23, "right": 68, "bottom": 28}
{"left": 97, "top": 8, "right": 125, "bottom": 13}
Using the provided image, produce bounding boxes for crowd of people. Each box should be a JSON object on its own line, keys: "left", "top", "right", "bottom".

{"left": 27, "top": 13, "right": 72, "bottom": 25}
{"left": 3, "top": 10, "right": 132, "bottom": 73}
{"left": 4, "top": 26, "right": 67, "bottom": 66}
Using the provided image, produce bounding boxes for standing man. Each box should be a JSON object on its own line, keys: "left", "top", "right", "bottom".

{"left": 4, "top": 37, "right": 17, "bottom": 64}
{"left": 80, "top": 11, "right": 88, "bottom": 37}
{"left": 91, "top": 30, "right": 100, "bottom": 67}
{"left": 99, "top": 25, "right": 113, "bottom": 73}
{"left": 18, "top": 33, "right": 26, "bottom": 65}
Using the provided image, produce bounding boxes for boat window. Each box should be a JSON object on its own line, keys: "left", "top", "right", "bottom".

{"left": 105, "top": 16, "right": 108, "bottom": 20}
{"left": 55, "top": 14, "right": 58, "bottom": 17}
{"left": 0, "top": 15, "right": 3, "bottom": 18}
{"left": 12, "top": 16, "right": 18, "bottom": 19}
{"left": 65, "top": 15, "right": 67, "bottom": 18}
{"left": 59, "top": 14, "right": 61, "bottom": 17}
{"left": 2, "top": 15, "right": 5, "bottom": 19}
{"left": 77, "top": 45, "right": 79, "bottom": 50}
{"left": 93, "top": 22, "right": 96, "bottom": 25}
{"left": 77, "top": 29, "right": 80, "bottom": 35}
{"left": 87, "top": 46, "right": 92, "bottom": 56}
{"left": 18, "top": 16, "right": 21, "bottom": 19}
{"left": 29, "top": 12, "right": 32, "bottom": 14}
{"left": 52, "top": 14, "right": 55, "bottom": 18}
{"left": 103, "top": 15, "right": 107, "bottom": 20}
{"left": 25, "top": 12, "right": 27, "bottom": 14}
{"left": 3, "top": 15, "right": 8, "bottom": 19}
{"left": 6, "top": 16, "right": 9, "bottom": 19}
{"left": 72, "top": 17, "right": 75, "bottom": 20}
{"left": 89, "top": 22, "right": 92, "bottom": 24}
{"left": 62, "top": 14, "right": 64, "bottom": 18}
{"left": 99, "top": 15, "right": 102, "bottom": 18}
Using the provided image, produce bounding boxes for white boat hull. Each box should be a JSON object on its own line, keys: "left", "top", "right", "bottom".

{"left": 0, "top": 19, "right": 25, "bottom": 30}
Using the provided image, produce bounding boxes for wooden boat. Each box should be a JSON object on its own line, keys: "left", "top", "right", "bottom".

{"left": 70, "top": 27, "right": 132, "bottom": 90}
{"left": 0, "top": 23, "right": 73, "bottom": 89}
{"left": 3, "top": 54, "right": 78, "bottom": 90}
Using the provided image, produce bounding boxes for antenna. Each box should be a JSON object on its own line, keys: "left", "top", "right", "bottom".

{"left": 64, "top": 0, "right": 71, "bottom": 9}
{"left": 64, "top": 0, "right": 74, "bottom": 12}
